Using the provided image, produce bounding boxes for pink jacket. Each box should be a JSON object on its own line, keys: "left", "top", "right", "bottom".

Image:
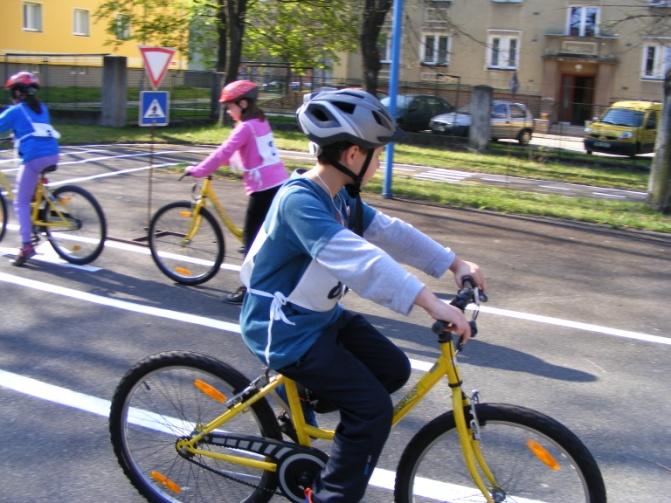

{"left": 188, "top": 118, "right": 288, "bottom": 195}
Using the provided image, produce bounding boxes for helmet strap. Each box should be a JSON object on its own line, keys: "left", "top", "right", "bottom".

{"left": 328, "top": 149, "right": 374, "bottom": 236}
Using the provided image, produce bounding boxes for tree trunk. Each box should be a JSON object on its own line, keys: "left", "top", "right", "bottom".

{"left": 647, "top": 68, "right": 671, "bottom": 213}
{"left": 224, "top": 0, "right": 248, "bottom": 85}
{"left": 216, "top": 0, "right": 227, "bottom": 73}
{"left": 360, "top": 0, "right": 392, "bottom": 96}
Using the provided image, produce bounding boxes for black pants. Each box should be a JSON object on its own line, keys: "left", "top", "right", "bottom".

{"left": 279, "top": 311, "right": 411, "bottom": 502}
{"left": 243, "top": 185, "right": 281, "bottom": 255}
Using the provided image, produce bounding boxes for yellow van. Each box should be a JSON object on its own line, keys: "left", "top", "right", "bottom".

{"left": 584, "top": 100, "right": 661, "bottom": 157}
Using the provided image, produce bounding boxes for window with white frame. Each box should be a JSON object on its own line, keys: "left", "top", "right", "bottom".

{"left": 23, "top": 2, "right": 42, "bottom": 31}
{"left": 487, "top": 32, "right": 519, "bottom": 69}
{"left": 73, "top": 9, "right": 90, "bottom": 36}
{"left": 642, "top": 43, "right": 671, "bottom": 79}
{"left": 567, "top": 6, "right": 600, "bottom": 37}
{"left": 421, "top": 34, "right": 450, "bottom": 65}
{"left": 114, "top": 14, "right": 131, "bottom": 40}
{"left": 379, "top": 32, "right": 393, "bottom": 63}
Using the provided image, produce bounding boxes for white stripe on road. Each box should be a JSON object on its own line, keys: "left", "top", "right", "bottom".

{"left": 477, "top": 304, "right": 669, "bottom": 345}
{"left": 0, "top": 270, "right": 668, "bottom": 355}
{"left": 0, "top": 271, "right": 241, "bottom": 334}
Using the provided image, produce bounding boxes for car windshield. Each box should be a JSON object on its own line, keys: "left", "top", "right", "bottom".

{"left": 600, "top": 108, "right": 644, "bottom": 127}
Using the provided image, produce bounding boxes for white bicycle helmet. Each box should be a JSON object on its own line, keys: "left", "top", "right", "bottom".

{"left": 297, "top": 89, "right": 401, "bottom": 151}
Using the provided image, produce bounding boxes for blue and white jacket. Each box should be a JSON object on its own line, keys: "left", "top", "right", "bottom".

{"left": 0, "top": 102, "right": 59, "bottom": 163}
{"left": 239, "top": 172, "right": 456, "bottom": 370}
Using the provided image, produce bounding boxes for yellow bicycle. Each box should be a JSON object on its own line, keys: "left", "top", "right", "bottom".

{"left": 148, "top": 174, "right": 243, "bottom": 285}
{"left": 0, "top": 166, "right": 106, "bottom": 264}
{"left": 109, "top": 279, "right": 606, "bottom": 502}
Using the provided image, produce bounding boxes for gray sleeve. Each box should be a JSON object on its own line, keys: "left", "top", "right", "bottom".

{"left": 316, "top": 229, "right": 425, "bottom": 315}
{"left": 363, "top": 211, "right": 455, "bottom": 278}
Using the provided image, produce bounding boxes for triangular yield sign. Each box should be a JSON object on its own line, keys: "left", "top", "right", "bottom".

{"left": 139, "top": 46, "right": 175, "bottom": 89}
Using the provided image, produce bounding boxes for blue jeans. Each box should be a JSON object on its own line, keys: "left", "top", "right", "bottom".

{"left": 279, "top": 311, "right": 411, "bottom": 502}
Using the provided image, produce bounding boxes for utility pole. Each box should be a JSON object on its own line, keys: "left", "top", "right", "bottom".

{"left": 647, "top": 68, "right": 671, "bottom": 213}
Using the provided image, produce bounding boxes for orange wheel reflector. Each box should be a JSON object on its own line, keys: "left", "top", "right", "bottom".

{"left": 174, "top": 266, "right": 193, "bottom": 276}
{"left": 194, "top": 378, "right": 228, "bottom": 403}
{"left": 150, "top": 470, "right": 182, "bottom": 494}
{"left": 527, "top": 439, "right": 560, "bottom": 471}
{"left": 179, "top": 210, "right": 192, "bottom": 218}
{"left": 58, "top": 197, "right": 72, "bottom": 206}
{"left": 72, "top": 245, "right": 81, "bottom": 252}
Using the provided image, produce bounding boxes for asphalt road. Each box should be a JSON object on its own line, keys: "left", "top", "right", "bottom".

{"left": 0, "top": 144, "right": 669, "bottom": 502}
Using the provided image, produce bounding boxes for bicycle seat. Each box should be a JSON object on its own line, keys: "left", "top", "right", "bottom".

{"left": 41, "top": 165, "right": 57, "bottom": 174}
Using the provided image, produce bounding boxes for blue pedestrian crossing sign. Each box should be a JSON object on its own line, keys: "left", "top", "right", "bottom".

{"left": 139, "top": 91, "right": 169, "bottom": 127}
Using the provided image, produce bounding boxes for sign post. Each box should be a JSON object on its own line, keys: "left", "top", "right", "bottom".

{"left": 138, "top": 46, "right": 175, "bottom": 232}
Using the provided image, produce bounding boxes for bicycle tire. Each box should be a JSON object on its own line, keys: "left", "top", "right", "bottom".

{"left": 394, "top": 403, "right": 606, "bottom": 503}
{"left": 44, "top": 184, "right": 107, "bottom": 264}
{"left": 0, "top": 192, "right": 6, "bottom": 242}
{"left": 110, "top": 351, "right": 283, "bottom": 503}
{"left": 148, "top": 201, "right": 225, "bottom": 285}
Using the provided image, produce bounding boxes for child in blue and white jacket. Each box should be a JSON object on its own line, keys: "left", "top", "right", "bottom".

{"left": 0, "top": 72, "right": 60, "bottom": 266}
{"left": 240, "top": 89, "right": 486, "bottom": 502}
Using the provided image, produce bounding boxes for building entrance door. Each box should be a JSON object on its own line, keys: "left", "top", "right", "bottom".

{"left": 559, "top": 74, "right": 595, "bottom": 124}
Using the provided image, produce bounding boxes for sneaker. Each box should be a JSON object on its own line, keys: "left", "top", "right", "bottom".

{"left": 222, "top": 285, "right": 247, "bottom": 305}
{"left": 12, "top": 243, "right": 36, "bottom": 267}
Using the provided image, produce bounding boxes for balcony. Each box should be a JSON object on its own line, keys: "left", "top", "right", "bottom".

{"left": 543, "top": 33, "right": 618, "bottom": 63}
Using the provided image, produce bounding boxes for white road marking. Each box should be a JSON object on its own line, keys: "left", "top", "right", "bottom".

{"left": 0, "top": 271, "right": 241, "bottom": 333}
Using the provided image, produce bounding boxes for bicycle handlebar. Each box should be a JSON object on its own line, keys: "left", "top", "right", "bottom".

{"left": 431, "top": 275, "right": 487, "bottom": 351}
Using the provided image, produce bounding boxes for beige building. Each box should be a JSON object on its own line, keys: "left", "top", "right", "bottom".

{"left": 333, "top": 0, "right": 671, "bottom": 124}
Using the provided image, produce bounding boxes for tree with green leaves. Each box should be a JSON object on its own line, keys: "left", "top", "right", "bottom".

{"left": 95, "top": 0, "right": 250, "bottom": 83}
{"left": 243, "top": 0, "right": 358, "bottom": 84}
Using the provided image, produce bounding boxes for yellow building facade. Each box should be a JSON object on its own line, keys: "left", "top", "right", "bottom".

{"left": 0, "top": 0, "right": 186, "bottom": 69}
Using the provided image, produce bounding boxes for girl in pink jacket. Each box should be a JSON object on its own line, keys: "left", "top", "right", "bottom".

{"left": 186, "top": 80, "right": 288, "bottom": 304}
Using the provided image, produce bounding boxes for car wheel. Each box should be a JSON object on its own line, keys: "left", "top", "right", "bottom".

{"left": 586, "top": 149, "right": 593, "bottom": 155}
{"left": 518, "top": 129, "right": 532, "bottom": 145}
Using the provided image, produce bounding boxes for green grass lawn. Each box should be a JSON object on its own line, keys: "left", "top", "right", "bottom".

{"left": 53, "top": 122, "right": 670, "bottom": 234}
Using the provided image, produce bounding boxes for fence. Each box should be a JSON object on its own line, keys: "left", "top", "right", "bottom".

{"left": 1, "top": 57, "right": 655, "bottom": 142}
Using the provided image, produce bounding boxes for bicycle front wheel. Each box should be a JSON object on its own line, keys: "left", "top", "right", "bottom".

{"left": 45, "top": 185, "right": 107, "bottom": 264}
{"left": 0, "top": 192, "right": 7, "bottom": 242}
{"left": 148, "top": 201, "right": 224, "bottom": 285}
{"left": 395, "top": 403, "right": 606, "bottom": 503}
{"left": 110, "top": 351, "right": 282, "bottom": 503}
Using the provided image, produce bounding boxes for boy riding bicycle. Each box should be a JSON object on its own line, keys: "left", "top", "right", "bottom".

{"left": 239, "top": 89, "right": 485, "bottom": 502}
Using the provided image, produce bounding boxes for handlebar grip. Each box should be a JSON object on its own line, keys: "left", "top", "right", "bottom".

{"left": 178, "top": 172, "right": 190, "bottom": 181}
{"left": 432, "top": 320, "right": 449, "bottom": 335}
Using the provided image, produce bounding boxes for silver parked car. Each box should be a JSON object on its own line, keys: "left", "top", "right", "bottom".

{"left": 430, "top": 100, "right": 534, "bottom": 145}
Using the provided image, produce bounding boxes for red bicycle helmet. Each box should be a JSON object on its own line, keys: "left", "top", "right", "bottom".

{"left": 5, "top": 71, "right": 39, "bottom": 90}
{"left": 219, "top": 80, "right": 258, "bottom": 103}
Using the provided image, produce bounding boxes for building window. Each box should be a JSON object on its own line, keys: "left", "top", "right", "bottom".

{"left": 568, "top": 6, "right": 600, "bottom": 37}
{"left": 23, "top": 2, "right": 42, "bottom": 32}
{"left": 73, "top": 9, "right": 90, "bottom": 36}
{"left": 379, "top": 32, "right": 393, "bottom": 63}
{"left": 642, "top": 44, "right": 671, "bottom": 79}
{"left": 487, "top": 33, "right": 519, "bottom": 69}
{"left": 422, "top": 34, "right": 450, "bottom": 65}
{"left": 114, "top": 14, "right": 131, "bottom": 40}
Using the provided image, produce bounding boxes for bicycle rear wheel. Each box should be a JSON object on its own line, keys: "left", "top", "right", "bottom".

{"left": 44, "top": 185, "right": 107, "bottom": 264}
{"left": 148, "top": 201, "right": 224, "bottom": 285}
{"left": 110, "top": 351, "right": 282, "bottom": 503}
{"left": 395, "top": 403, "right": 606, "bottom": 503}
{"left": 0, "top": 192, "right": 6, "bottom": 242}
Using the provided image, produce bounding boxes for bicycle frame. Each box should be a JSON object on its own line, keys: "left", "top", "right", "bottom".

{"left": 176, "top": 334, "right": 500, "bottom": 502}
{"left": 30, "top": 177, "right": 72, "bottom": 230}
{"left": 0, "top": 171, "right": 13, "bottom": 201}
{"left": 190, "top": 176, "right": 243, "bottom": 241}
